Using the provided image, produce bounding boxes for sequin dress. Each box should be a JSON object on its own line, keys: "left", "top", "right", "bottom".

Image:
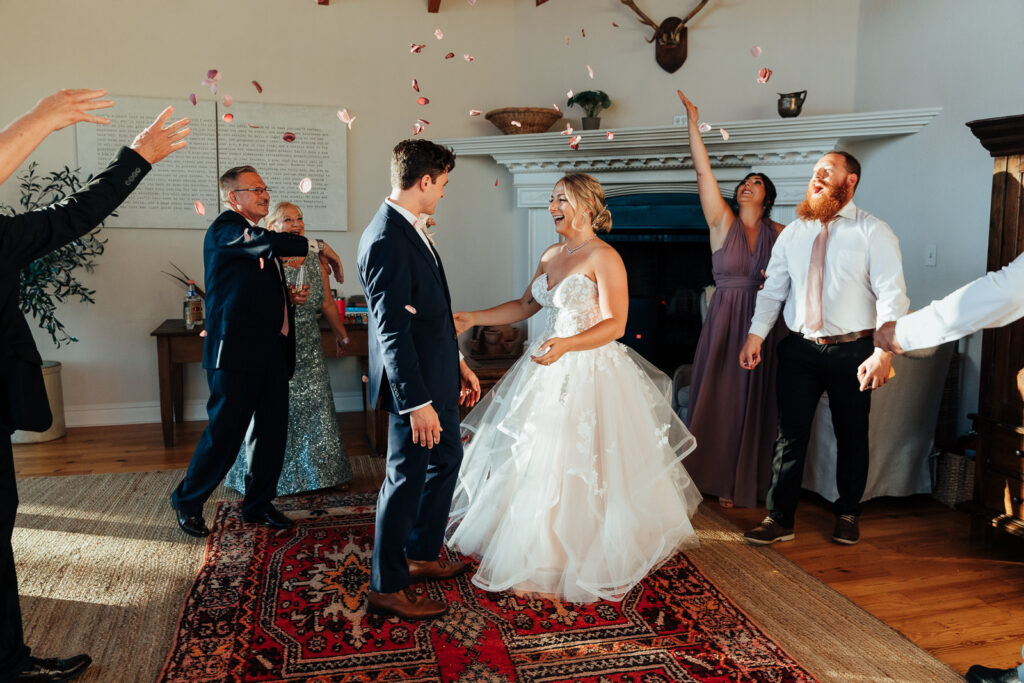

{"left": 225, "top": 256, "right": 352, "bottom": 496}
{"left": 446, "top": 272, "right": 702, "bottom": 603}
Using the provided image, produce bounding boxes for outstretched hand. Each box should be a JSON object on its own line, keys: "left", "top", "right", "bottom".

{"left": 129, "top": 106, "right": 190, "bottom": 165}
{"left": 453, "top": 311, "right": 475, "bottom": 336}
{"left": 677, "top": 90, "right": 699, "bottom": 122}
{"left": 32, "top": 89, "right": 115, "bottom": 132}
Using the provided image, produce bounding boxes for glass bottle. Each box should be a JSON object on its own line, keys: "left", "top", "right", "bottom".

{"left": 184, "top": 280, "right": 204, "bottom": 330}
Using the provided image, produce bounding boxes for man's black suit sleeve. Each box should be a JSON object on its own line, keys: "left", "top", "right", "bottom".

{"left": 0, "top": 146, "right": 151, "bottom": 271}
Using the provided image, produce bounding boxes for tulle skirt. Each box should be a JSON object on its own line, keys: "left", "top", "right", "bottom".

{"left": 446, "top": 339, "right": 702, "bottom": 603}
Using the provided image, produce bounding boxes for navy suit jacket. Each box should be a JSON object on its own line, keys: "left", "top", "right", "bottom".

{"left": 201, "top": 210, "right": 310, "bottom": 377}
{"left": 0, "top": 147, "right": 150, "bottom": 432}
{"left": 357, "top": 202, "right": 459, "bottom": 414}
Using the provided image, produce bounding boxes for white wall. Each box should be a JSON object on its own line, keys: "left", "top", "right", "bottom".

{"left": 1, "top": 0, "right": 863, "bottom": 425}
{"left": 850, "top": 0, "right": 1024, "bottom": 432}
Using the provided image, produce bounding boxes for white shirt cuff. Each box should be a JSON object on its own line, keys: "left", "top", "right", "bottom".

{"left": 306, "top": 237, "right": 321, "bottom": 254}
{"left": 398, "top": 400, "right": 431, "bottom": 415}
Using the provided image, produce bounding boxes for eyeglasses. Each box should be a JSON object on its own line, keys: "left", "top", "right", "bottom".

{"left": 234, "top": 186, "right": 271, "bottom": 196}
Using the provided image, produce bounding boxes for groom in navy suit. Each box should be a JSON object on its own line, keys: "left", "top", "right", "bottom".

{"left": 358, "top": 139, "right": 480, "bottom": 620}
{"left": 171, "top": 165, "right": 341, "bottom": 537}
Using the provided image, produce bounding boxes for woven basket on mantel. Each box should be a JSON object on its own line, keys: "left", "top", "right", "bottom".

{"left": 485, "top": 107, "right": 561, "bottom": 135}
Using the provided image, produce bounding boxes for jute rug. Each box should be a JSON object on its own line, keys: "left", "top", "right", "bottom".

{"left": 13, "top": 470, "right": 961, "bottom": 682}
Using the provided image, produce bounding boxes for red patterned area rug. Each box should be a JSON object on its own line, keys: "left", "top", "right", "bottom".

{"left": 158, "top": 492, "right": 816, "bottom": 682}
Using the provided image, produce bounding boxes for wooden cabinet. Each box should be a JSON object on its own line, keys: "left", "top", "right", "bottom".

{"left": 965, "top": 115, "right": 1024, "bottom": 545}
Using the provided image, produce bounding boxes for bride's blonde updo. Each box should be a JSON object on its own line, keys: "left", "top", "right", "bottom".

{"left": 558, "top": 173, "right": 613, "bottom": 234}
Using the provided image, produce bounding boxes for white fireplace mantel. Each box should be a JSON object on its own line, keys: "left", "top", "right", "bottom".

{"left": 441, "top": 108, "right": 940, "bottom": 336}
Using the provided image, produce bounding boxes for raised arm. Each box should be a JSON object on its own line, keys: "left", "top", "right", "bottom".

{"left": 678, "top": 91, "right": 733, "bottom": 248}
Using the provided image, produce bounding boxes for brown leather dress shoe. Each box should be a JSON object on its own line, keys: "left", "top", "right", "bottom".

{"left": 366, "top": 587, "right": 447, "bottom": 620}
{"left": 407, "top": 558, "right": 468, "bottom": 582}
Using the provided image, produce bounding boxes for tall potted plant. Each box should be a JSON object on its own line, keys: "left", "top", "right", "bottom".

{"left": 567, "top": 90, "right": 611, "bottom": 130}
{"left": 0, "top": 162, "right": 109, "bottom": 442}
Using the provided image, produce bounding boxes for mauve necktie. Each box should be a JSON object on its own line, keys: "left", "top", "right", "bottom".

{"left": 804, "top": 220, "right": 831, "bottom": 331}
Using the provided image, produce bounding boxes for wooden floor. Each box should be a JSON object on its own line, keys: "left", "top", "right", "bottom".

{"left": 13, "top": 414, "right": 1024, "bottom": 676}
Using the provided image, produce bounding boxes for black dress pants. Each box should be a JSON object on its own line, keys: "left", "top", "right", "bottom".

{"left": 0, "top": 435, "right": 31, "bottom": 678}
{"left": 766, "top": 334, "right": 874, "bottom": 528}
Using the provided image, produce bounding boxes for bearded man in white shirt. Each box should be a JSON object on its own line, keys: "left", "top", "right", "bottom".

{"left": 738, "top": 151, "right": 909, "bottom": 546}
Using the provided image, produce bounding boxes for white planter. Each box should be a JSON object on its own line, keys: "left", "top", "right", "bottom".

{"left": 12, "top": 361, "right": 66, "bottom": 443}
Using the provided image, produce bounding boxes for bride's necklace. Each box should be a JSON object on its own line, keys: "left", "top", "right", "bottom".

{"left": 565, "top": 234, "right": 597, "bottom": 254}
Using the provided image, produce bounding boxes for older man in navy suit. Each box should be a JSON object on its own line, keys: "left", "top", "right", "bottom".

{"left": 357, "top": 139, "right": 480, "bottom": 620}
{"left": 171, "top": 165, "right": 342, "bottom": 537}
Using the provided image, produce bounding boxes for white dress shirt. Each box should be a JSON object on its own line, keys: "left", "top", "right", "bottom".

{"left": 749, "top": 201, "right": 909, "bottom": 339}
{"left": 895, "top": 252, "right": 1024, "bottom": 351}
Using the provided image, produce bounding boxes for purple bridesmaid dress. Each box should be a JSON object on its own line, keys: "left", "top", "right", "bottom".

{"left": 685, "top": 217, "right": 784, "bottom": 507}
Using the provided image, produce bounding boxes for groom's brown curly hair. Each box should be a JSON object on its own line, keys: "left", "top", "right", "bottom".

{"left": 391, "top": 139, "right": 457, "bottom": 191}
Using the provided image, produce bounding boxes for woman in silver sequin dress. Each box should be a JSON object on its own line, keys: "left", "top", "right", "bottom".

{"left": 225, "top": 202, "right": 353, "bottom": 496}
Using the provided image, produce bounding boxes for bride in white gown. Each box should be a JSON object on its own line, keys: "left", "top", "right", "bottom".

{"left": 446, "top": 173, "right": 702, "bottom": 603}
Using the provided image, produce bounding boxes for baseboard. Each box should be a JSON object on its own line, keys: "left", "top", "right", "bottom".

{"left": 64, "top": 391, "right": 364, "bottom": 427}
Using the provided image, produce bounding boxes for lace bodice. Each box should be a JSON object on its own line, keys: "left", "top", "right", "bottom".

{"left": 532, "top": 272, "right": 603, "bottom": 338}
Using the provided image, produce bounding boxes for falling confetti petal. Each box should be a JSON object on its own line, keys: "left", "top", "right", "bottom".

{"left": 417, "top": 118, "right": 431, "bottom": 125}
{"left": 317, "top": 0, "right": 328, "bottom": 4}
{"left": 199, "top": 330, "right": 208, "bottom": 337}
{"left": 417, "top": 96, "right": 430, "bottom": 105}
{"left": 209, "top": 83, "right": 218, "bottom": 95}
{"left": 283, "top": 132, "right": 296, "bottom": 142}
{"left": 757, "top": 67, "right": 773, "bottom": 83}
{"left": 750, "top": 46, "right": 762, "bottom": 57}
{"left": 606, "top": 131, "right": 615, "bottom": 140}
{"left": 567, "top": 89, "right": 574, "bottom": 98}
{"left": 469, "top": 109, "right": 482, "bottom": 116}
{"left": 337, "top": 108, "right": 356, "bottom": 129}
{"left": 612, "top": 21, "right": 620, "bottom": 27}
{"left": 412, "top": 78, "right": 420, "bottom": 92}
{"left": 410, "top": 43, "right": 426, "bottom": 53}
{"left": 445, "top": 51, "right": 455, "bottom": 59}
{"left": 206, "top": 69, "right": 220, "bottom": 81}
{"left": 511, "top": 120, "right": 522, "bottom": 127}
{"left": 188, "top": 93, "right": 197, "bottom": 106}
{"left": 468, "top": 0, "right": 477, "bottom": 4}
{"left": 494, "top": 178, "right": 499, "bottom": 186}
{"left": 560, "top": 123, "right": 574, "bottom": 135}
{"left": 565, "top": 35, "right": 570, "bottom": 46}
{"left": 587, "top": 64, "right": 594, "bottom": 79}
{"left": 222, "top": 95, "right": 233, "bottom": 107}
{"left": 362, "top": 374, "right": 369, "bottom": 383}
{"left": 569, "top": 134, "right": 582, "bottom": 150}
{"left": 553, "top": 104, "right": 561, "bottom": 112}
{"left": 222, "top": 113, "right": 234, "bottom": 123}
{"left": 582, "top": 28, "right": 586, "bottom": 37}
{"left": 259, "top": 257, "right": 265, "bottom": 269}
{"left": 412, "top": 122, "right": 424, "bottom": 135}
{"left": 464, "top": 54, "right": 474, "bottom": 62}
{"left": 247, "top": 123, "right": 260, "bottom": 129}
{"left": 252, "top": 80, "right": 263, "bottom": 93}
{"left": 720, "top": 128, "right": 730, "bottom": 141}
{"left": 243, "top": 228, "right": 252, "bottom": 242}
{"left": 405, "top": 305, "right": 418, "bottom": 314}
{"left": 434, "top": 28, "right": 444, "bottom": 39}
{"left": 194, "top": 200, "right": 205, "bottom": 216}
{"left": 698, "top": 122, "right": 712, "bottom": 133}
{"left": 299, "top": 177, "right": 313, "bottom": 193}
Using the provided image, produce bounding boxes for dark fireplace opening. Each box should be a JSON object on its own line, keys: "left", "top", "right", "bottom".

{"left": 604, "top": 193, "right": 713, "bottom": 373}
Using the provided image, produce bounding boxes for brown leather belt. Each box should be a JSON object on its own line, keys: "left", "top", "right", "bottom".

{"left": 797, "top": 328, "right": 873, "bottom": 345}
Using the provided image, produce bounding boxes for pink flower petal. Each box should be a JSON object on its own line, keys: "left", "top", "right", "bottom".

{"left": 417, "top": 118, "right": 431, "bottom": 125}
{"left": 247, "top": 122, "right": 260, "bottom": 128}
{"left": 206, "top": 69, "right": 220, "bottom": 81}
{"left": 468, "top": 109, "right": 482, "bottom": 116}
{"left": 412, "top": 122, "right": 424, "bottom": 135}
{"left": 612, "top": 21, "right": 620, "bottom": 27}
{"left": 494, "top": 178, "right": 499, "bottom": 186}
{"left": 757, "top": 67, "right": 773, "bottom": 83}
{"left": 445, "top": 51, "right": 455, "bottom": 59}
{"left": 209, "top": 83, "right": 218, "bottom": 95}
{"left": 581, "top": 28, "right": 586, "bottom": 38}
{"left": 698, "top": 122, "right": 712, "bottom": 133}
{"left": 188, "top": 93, "right": 197, "bottom": 106}
{"left": 567, "top": 89, "right": 573, "bottom": 98}
{"left": 337, "top": 109, "right": 356, "bottom": 129}
{"left": 282, "top": 132, "right": 296, "bottom": 142}
{"left": 412, "top": 78, "right": 420, "bottom": 92}
{"left": 463, "top": 54, "right": 474, "bottom": 62}
{"left": 434, "top": 28, "right": 444, "bottom": 39}
{"left": 362, "top": 374, "right": 369, "bottom": 383}
{"left": 259, "top": 257, "right": 265, "bottom": 269}
{"left": 252, "top": 80, "right": 263, "bottom": 93}
{"left": 606, "top": 131, "right": 615, "bottom": 140}
{"left": 569, "top": 134, "right": 582, "bottom": 150}
{"left": 222, "top": 113, "right": 234, "bottom": 123}
{"left": 720, "top": 128, "right": 730, "bottom": 141}
{"left": 467, "top": 0, "right": 477, "bottom": 4}
{"left": 750, "top": 45, "right": 762, "bottom": 57}
{"left": 243, "top": 228, "right": 252, "bottom": 242}
{"left": 317, "top": 0, "right": 328, "bottom": 4}
{"left": 416, "top": 97, "right": 430, "bottom": 105}
{"left": 404, "top": 304, "right": 418, "bottom": 314}
{"left": 199, "top": 330, "right": 208, "bottom": 337}
{"left": 410, "top": 43, "right": 426, "bottom": 53}
{"left": 553, "top": 104, "right": 561, "bottom": 112}
{"left": 299, "top": 177, "right": 313, "bottom": 193}
{"left": 587, "top": 64, "right": 594, "bottom": 79}
{"left": 194, "top": 200, "right": 206, "bottom": 216}
{"left": 510, "top": 120, "right": 522, "bottom": 127}
{"left": 565, "top": 35, "right": 570, "bottom": 46}
{"left": 222, "top": 94, "right": 233, "bottom": 107}
{"left": 560, "top": 123, "right": 574, "bottom": 135}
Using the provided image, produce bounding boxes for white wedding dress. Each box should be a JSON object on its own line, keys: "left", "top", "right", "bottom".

{"left": 446, "top": 272, "right": 702, "bottom": 603}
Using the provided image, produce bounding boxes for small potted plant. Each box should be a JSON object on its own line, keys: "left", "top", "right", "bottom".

{"left": 567, "top": 90, "right": 611, "bottom": 130}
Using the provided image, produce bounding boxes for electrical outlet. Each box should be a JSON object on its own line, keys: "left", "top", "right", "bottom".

{"left": 673, "top": 114, "right": 686, "bottom": 126}
{"left": 924, "top": 244, "right": 937, "bottom": 267}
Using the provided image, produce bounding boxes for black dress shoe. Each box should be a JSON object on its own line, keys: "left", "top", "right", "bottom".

{"left": 966, "top": 664, "right": 1021, "bottom": 683}
{"left": 175, "top": 509, "right": 210, "bottom": 537}
{"left": 242, "top": 506, "right": 294, "bottom": 530}
{"left": 17, "top": 653, "right": 91, "bottom": 681}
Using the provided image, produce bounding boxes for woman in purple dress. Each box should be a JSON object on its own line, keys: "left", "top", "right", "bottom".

{"left": 679, "top": 92, "right": 785, "bottom": 508}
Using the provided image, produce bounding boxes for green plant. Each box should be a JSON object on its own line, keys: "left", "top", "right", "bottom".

{"left": 0, "top": 162, "right": 109, "bottom": 347}
{"left": 566, "top": 90, "right": 611, "bottom": 118}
